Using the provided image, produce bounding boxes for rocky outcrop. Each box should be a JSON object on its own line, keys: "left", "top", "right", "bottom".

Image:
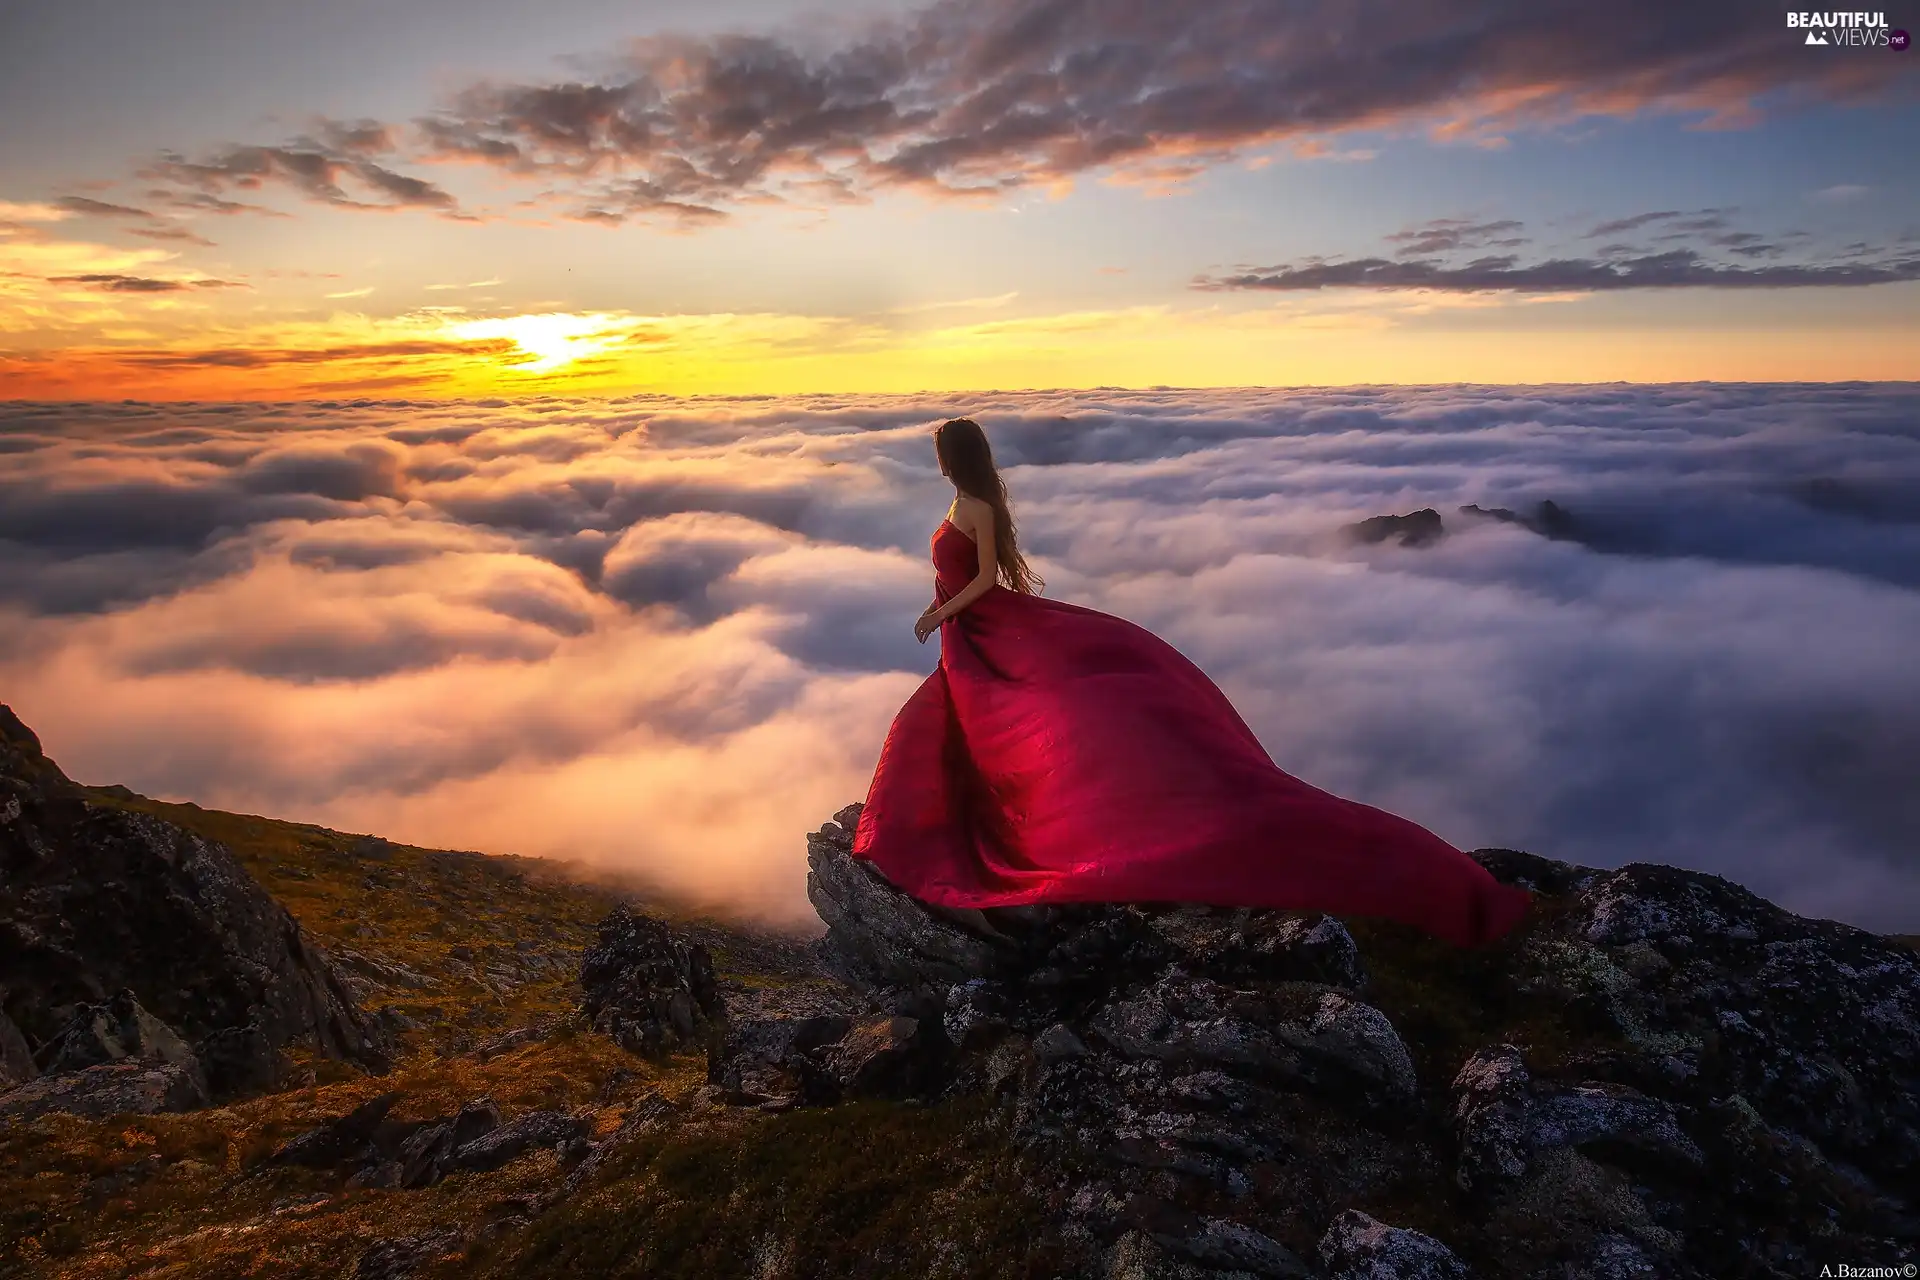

{"left": 800, "top": 802, "right": 1920, "bottom": 1279}
{"left": 35, "top": 987, "right": 199, "bottom": 1076}
{"left": 1457, "top": 500, "right": 1578, "bottom": 541}
{"left": 0, "top": 1059, "right": 207, "bottom": 1120}
{"left": 268, "top": 1091, "right": 590, "bottom": 1192}
{"left": 1343, "top": 501, "right": 1585, "bottom": 553}
{"left": 1318, "top": 1211, "right": 1471, "bottom": 1280}
{"left": 0, "top": 1000, "right": 36, "bottom": 1086}
{"left": 579, "top": 904, "right": 723, "bottom": 1056}
{"left": 805, "top": 803, "right": 1018, "bottom": 1003}
{"left": 0, "top": 704, "right": 389, "bottom": 1103}
{"left": 1346, "top": 509, "right": 1445, "bottom": 548}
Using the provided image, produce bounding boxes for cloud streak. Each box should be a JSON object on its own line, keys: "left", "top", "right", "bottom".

{"left": 2, "top": 385, "right": 1917, "bottom": 932}
{"left": 1199, "top": 248, "right": 1920, "bottom": 292}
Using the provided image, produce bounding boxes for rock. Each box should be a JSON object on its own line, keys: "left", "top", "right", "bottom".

{"left": 944, "top": 979, "right": 1015, "bottom": 1051}
{"left": 1090, "top": 975, "right": 1416, "bottom": 1109}
{"left": 1451, "top": 1044, "right": 1702, "bottom": 1194}
{"left": 397, "top": 1121, "right": 458, "bottom": 1189}
{"left": 270, "top": 1092, "right": 401, "bottom": 1168}
{"left": 1162, "top": 1218, "right": 1310, "bottom": 1277}
{"left": 794, "top": 803, "right": 1920, "bottom": 1278}
{"left": 36, "top": 988, "right": 198, "bottom": 1075}
{"left": 707, "top": 1014, "right": 853, "bottom": 1105}
{"left": 0, "top": 1059, "right": 206, "bottom": 1120}
{"left": 806, "top": 806, "right": 1016, "bottom": 1003}
{"left": 1119, "top": 1196, "right": 1310, "bottom": 1277}
{"left": 1033, "top": 1023, "right": 1088, "bottom": 1062}
{"left": 1103, "top": 1231, "right": 1220, "bottom": 1279}
{"left": 579, "top": 905, "right": 722, "bottom": 1056}
{"left": 333, "top": 949, "right": 434, "bottom": 991}
{"left": 1346, "top": 509, "right": 1444, "bottom": 548}
{"left": 1317, "top": 1209, "right": 1472, "bottom": 1279}
{"left": 1520, "top": 861, "right": 1920, "bottom": 1185}
{"left": 449, "top": 1109, "right": 590, "bottom": 1173}
{"left": 196, "top": 1021, "right": 287, "bottom": 1096}
{"left": 0, "top": 1003, "right": 37, "bottom": 1086}
{"left": 822, "top": 1015, "right": 949, "bottom": 1100}
{"left": 1457, "top": 499, "right": 1579, "bottom": 542}
{"left": 470, "top": 1026, "right": 543, "bottom": 1061}
{"left": 0, "top": 704, "right": 390, "bottom": 1097}
{"left": 353, "top": 1228, "right": 464, "bottom": 1280}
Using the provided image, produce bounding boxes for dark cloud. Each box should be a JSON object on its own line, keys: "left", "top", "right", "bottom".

{"left": 1197, "top": 247, "right": 1920, "bottom": 291}
{"left": 48, "top": 273, "right": 243, "bottom": 293}
{"left": 126, "top": 225, "right": 218, "bottom": 246}
{"left": 54, "top": 196, "right": 154, "bottom": 219}
{"left": 144, "top": 139, "right": 460, "bottom": 214}
{"left": 125, "top": 0, "right": 1910, "bottom": 224}
{"left": 1386, "top": 218, "right": 1528, "bottom": 256}
{"left": 237, "top": 442, "right": 408, "bottom": 501}
{"left": 1587, "top": 210, "right": 1682, "bottom": 237}
{"left": 115, "top": 338, "right": 517, "bottom": 369}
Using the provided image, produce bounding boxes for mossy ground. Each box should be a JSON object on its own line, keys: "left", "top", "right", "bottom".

{"left": 2, "top": 793, "right": 1050, "bottom": 1279}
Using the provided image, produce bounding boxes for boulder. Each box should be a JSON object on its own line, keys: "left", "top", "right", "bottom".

{"left": 1090, "top": 975, "right": 1416, "bottom": 1109}
{"left": 0, "top": 1059, "right": 206, "bottom": 1120}
{"left": 806, "top": 806, "right": 1015, "bottom": 1002}
{"left": 353, "top": 1229, "right": 465, "bottom": 1280}
{"left": 1318, "top": 1210, "right": 1472, "bottom": 1280}
{"left": 449, "top": 1109, "right": 590, "bottom": 1173}
{"left": 270, "top": 1092, "right": 402, "bottom": 1168}
{"left": 0, "top": 704, "right": 389, "bottom": 1098}
{"left": 0, "top": 1003, "right": 36, "bottom": 1086}
{"left": 36, "top": 988, "right": 198, "bottom": 1075}
{"left": 579, "top": 905, "right": 722, "bottom": 1056}
{"left": 822, "top": 1015, "right": 949, "bottom": 1100}
{"left": 1512, "top": 860, "right": 1920, "bottom": 1185}
{"left": 707, "top": 1014, "right": 853, "bottom": 1105}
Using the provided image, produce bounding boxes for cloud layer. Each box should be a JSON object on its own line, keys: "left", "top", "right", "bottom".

{"left": 3, "top": 385, "right": 1918, "bottom": 930}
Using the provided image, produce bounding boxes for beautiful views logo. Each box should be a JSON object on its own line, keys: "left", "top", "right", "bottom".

{"left": 1785, "top": 10, "right": 1900, "bottom": 45}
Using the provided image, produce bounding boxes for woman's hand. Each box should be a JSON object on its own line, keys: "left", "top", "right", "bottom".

{"left": 914, "top": 606, "right": 944, "bottom": 644}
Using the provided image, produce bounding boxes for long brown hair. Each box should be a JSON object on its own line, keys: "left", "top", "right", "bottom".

{"left": 934, "top": 417, "right": 1044, "bottom": 595}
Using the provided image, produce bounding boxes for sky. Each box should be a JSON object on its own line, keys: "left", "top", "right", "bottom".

{"left": 5, "top": 387, "right": 1919, "bottom": 930}
{"left": 1, "top": 0, "right": 1917, "bottom": 396}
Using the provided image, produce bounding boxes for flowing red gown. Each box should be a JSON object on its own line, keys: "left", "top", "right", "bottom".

{"left": 851, "top": 519, "right": 1532, "bottom": 948}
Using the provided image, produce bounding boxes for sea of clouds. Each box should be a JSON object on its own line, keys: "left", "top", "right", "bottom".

{"left": 3, "top": 384, "right": 1917, "bottom": 930}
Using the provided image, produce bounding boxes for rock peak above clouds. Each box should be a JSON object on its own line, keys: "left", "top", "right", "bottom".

{"left": 697, "top": 802, "right": 1920, "bottom": 1276}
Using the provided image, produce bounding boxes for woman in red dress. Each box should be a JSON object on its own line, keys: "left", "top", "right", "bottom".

{"left": 851, "top": 417, "right": 1531, "bottom": 948}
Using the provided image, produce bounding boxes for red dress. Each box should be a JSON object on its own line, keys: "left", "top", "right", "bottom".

{"left": 852, "top": 519, "right": 1532, "bottom": 948}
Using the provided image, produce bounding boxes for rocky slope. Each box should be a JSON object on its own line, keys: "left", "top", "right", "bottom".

{"left": 5, "top": 709, "right": 1918, "bottom": 1278}
{"left": 0, "top": 704, "right": 389, "bottom": 1105}
{"left": 787, "top": 803, "right": 1920, "bottom": 1278}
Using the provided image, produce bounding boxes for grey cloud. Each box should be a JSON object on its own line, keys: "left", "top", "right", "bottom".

{"left": 54, "top": 196, "right": 154, "bottom": 219}
{"left": 144, "top": 139, "right": 460, "bottom": 214}
{"left": 1386, "top": 218, "right": 1528, "bottom": 256}
{"left": 48, "top": 273, "right": 242, "bottom": 293}
{"left": 1198, "top": 247, "right": 1920, "bottom": 292}
{"left": 129, "top": 0, "right": 1909, "bottom": 224}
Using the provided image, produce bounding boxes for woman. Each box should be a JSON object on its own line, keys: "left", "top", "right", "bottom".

{"left": 852, "top": 417, "right": 1531, "bottom": 948}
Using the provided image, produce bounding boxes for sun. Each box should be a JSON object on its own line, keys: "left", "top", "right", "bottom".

{"left": 452, "top": 312, "right": 625, "bottom": 373}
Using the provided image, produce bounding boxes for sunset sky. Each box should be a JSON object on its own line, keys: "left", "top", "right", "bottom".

{"left": 2, "top": 0, "right": 1916, "bottom": 398}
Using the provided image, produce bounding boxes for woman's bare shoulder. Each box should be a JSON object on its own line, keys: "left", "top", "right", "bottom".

{"left": 955, "top": 493, "right": 993, "bottom": 527}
